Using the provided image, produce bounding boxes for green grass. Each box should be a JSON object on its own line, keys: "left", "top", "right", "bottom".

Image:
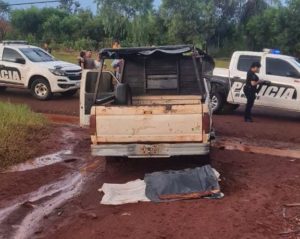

{"left": 215, "top": 58, "right": 230, "bottom": 68}
{"left": 52, "top": 50, "right": 78, "bottom": 64}
{"left": 0, "top": 102, "right": 48, "bottom": 169}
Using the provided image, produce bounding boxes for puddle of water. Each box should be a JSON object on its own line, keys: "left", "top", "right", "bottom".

{"left": 13, "top": 173, "right": 83, "bottom": 239}
{"left": 0, "top": 172, "right": 83, "bottom": 239}
{"left": 6, "top": 150, "right": 72, "bottom": 172}
{"left": 5, "top": 128, "right": 77, "bottom": 173}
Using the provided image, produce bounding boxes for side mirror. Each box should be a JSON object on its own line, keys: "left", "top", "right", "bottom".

{"left": 16, "top": 58, "right": 26, "bottom": 64}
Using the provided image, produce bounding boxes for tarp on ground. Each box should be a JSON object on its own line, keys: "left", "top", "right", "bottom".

{"left": 99, "top": 179, "right": 150, "bottom": 205}
{"left": 144, "top": 165, "right": 220, "bottom": 202}
{"left": 99, "top": 165, "right": 221, "bottom": 205}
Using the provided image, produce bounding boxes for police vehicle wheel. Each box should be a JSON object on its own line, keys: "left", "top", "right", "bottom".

{"left": 0, "top": 86, "right": 7, "bottom": 91}
{"left": 31, "top": 78, "right": 52, "bottom": 100}
{"left": 210, "top": 92, "right": 224, "bottom": 114}
{"left": 60, "top": 89, "right": 78, "bottom": 97}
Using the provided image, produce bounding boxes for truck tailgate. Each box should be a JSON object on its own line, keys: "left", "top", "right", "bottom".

{"left": 91, "top": 104, "right": 203, "bottom": 144}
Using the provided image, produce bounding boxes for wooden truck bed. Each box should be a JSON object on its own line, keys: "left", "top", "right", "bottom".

{"left": 90, "top": 95, "right": 205, "bottom": 144}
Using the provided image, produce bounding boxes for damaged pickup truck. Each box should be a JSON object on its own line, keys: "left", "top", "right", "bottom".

{"left": 80, "top": 45, "right": 215, "bottom": 158}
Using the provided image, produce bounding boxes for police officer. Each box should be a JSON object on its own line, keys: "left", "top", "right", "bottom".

{"left": 243, "top": 62, "right": 261, "bottom": 122}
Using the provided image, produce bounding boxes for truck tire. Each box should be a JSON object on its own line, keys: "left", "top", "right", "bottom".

{"left": 222, "top": 103, "right": 240, "bottom": 114}
{"left": 60, "top": 89, "right": 78, "bottom": 97}
{"left": 210, "top": 92, "right": 225, "bottom": 114}
{"left": 0, "top": 86, "right": 7, "bottom": 91}
{"left": 30, "top": 78, "right": 52, "bottom": 100}
{"left": 115, "top": 83, "right": 132, "bottom": 105}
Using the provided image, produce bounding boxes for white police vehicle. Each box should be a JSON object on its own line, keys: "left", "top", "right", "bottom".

{"left": 210, "top": 49, "right": 300, "bottom": 113}
{"left": 0, "top": 41, "right": 81, "bottom": 100}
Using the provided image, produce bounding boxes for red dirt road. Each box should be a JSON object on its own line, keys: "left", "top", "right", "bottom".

{"left": 0, "top": 126, "right": 299, "bottom": 239}
{"left": 0, "top": 89, "right": 300, "bottom": 239}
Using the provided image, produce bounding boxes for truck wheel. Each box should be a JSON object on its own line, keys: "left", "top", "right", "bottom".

{"left": 60, "top": 89, "right": 78, "bottom": 97}
{"left": 210, "top": 92, "right": 225, "bottom": 114}
{"left": 0, "top": 86, "right": 7, "bottom": 91}
{"left": 222, "top": 103, "right": 239, "bottom": 114}
{"left": 31, "top": 78, "right": 52, "bottom": 100}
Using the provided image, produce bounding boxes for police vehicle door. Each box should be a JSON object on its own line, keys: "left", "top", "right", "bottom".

{"left": 262, "top": 57, "right": 300, "bottom": 111}
{"left": 0, "top": 47, "right": 27, "bottom": 86}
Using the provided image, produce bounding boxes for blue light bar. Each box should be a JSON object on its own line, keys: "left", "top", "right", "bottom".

{"left": 271, "top": 49, "right": 281, "bottom": 54}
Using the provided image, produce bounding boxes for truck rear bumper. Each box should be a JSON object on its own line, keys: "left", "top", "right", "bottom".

{"left": 91, "top": 143, "right": 210, "bottom": 158}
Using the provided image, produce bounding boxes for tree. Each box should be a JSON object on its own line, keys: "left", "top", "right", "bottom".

{"left": 160, "top": 0, "right": 217, "bottom": 45}
{"left": 0, "top": 1, "right": 10, "bottom": 40}
{"left": 0, "top": 0, "right": 9, "bottom": 18}
{"left": 95, "top": 0, "right": 154, "bottom": 42}
{"left": 59, "top": 0, "right": 80, "bottom": 13}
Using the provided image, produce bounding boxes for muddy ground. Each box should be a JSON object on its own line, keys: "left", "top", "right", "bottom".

{"left": 0, "top": 89, "right": 300, "bottom": 239}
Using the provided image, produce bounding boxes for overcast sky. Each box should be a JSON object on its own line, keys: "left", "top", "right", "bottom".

{"left": 9, "top": 0, "right": 161, "bottom": 11}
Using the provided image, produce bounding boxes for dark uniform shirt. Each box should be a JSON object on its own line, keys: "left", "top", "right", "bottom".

{"left": 245, "top": 70, "right": 259, "bottom": 92}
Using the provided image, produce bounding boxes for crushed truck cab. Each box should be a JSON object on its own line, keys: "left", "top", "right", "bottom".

{"left": 80, "top": 45, "right": 214, "bottom": 158}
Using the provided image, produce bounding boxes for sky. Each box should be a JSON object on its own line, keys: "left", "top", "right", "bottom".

{"left": 9, "top": 0, "right": 161, "bottom": 11}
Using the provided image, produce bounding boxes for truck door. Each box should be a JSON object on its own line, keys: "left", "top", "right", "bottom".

{"left": 262, "top": 57, "right": 300, "bottom": 111}
{"left": 80, "top": 70, "right": 116, "bottom": 127}
{"left": 0, "top": 47, "right": 27, "bottom": 86}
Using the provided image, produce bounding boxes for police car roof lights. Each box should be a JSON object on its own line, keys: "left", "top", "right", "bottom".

{"left": 263, "top": 48, "right": 281, "bottom": 54}
{"left": 1, "top": 40, "right": 28, "bottom": 45}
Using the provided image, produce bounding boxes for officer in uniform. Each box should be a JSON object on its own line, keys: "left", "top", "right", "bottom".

{"left": 243, "top": 62, "right": 261, "bottom": 122}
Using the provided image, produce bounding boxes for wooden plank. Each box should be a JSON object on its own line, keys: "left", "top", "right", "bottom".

{"left": 132, "top": 95, "right": 202, "bottom": 105}
{"left": 133, "top": 95, "right": 202, "bottom": 100}
{"left": 95, "top": 113, "right": 203, "bottom": 143}
{"left": 95, "top": 134, "right": 202, "bottom": 143}
{"left": 95, "top": 104, "right": 203, "bottom": 115}
{"left": 133, "top": 99, "right": 201, "bottom": 105}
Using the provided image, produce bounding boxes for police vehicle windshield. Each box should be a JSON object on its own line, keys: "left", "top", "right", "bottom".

{"left": 20, "top": 48, "right": 54, "bottom": 62}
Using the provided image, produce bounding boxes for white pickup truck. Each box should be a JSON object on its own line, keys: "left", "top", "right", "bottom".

{"left": 211, "top": 50, "right": 300, "bottom": 113}
{"left": 0, "top": 41, "right": 82, "bottom": 100}
{"left": 80, "top": 45, "right": 214, "bottom": 158}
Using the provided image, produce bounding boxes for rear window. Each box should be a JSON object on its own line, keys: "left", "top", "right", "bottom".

{"left": 237, "top": 55, "right": 261, "bottom": 72}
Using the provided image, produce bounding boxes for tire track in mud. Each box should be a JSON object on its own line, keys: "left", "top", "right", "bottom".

{"left": 213, "top": 136, "right": 300, "bottom": 159}
{"left": 0, "top": 126, "right": 101, "bottom": 239}
{"left": 0, "top": 172, "right": 83, "bottom": 239}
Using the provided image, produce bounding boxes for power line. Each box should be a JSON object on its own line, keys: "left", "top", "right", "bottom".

{"left": 7, "top": 1, "right": 60, "bottom": 7}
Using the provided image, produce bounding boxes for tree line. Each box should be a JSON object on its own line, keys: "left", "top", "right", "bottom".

{"left": 0, "top": 0, "right": 299, "bottom": 57}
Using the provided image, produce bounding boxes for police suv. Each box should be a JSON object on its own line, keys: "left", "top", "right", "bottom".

{"left": 0, "top": 41, "right": 81, "bottom": 100}
{"left": 210, "top": 49, "right": 300, "bottom": 113}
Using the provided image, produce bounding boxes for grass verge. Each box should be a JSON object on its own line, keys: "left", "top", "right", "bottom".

{"left": 0, "top": 102, "right": 48, "bottom": 169}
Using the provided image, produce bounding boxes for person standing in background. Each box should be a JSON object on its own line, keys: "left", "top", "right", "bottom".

{"left": 44, "top": 42, "right": 52, "bottom": 54}
{"left": 111, "top": 40, "right": 123, "bottom": 79}
{"left": 84, "top": 50, "right": 96, "bottom": 69}
{"left": 243, "top": 62, "right": 261, "bottom": 122}
{"left": 78, "top": 51, "right": 85, "bottom": 69}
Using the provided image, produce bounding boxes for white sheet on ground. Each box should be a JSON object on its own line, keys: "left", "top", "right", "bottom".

{"left": 99, "top": 179, "right": 150, "bottom": 205}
